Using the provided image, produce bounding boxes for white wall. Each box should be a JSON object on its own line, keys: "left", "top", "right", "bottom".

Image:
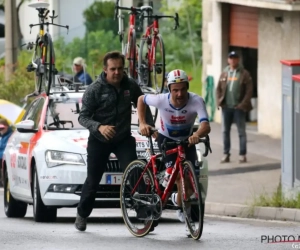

{"left": 258, "top": 9, "right": 300, "bottom": 138}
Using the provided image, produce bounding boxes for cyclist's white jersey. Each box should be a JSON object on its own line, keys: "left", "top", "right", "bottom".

{"left": 144, "top": 92, "right": 209, "bottom": 140}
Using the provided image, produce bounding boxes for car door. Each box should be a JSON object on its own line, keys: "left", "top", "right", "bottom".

{"left": 12, "top": 97, "right": 45, "bottom": 199}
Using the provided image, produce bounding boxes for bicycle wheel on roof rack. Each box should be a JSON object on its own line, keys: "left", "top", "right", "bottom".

{"left": 33, "top": 33, "right": 55, "bottom": 95}
{"left": 150, "top": 34, "right": 165, "bottom": 94}
{"left": 44, "top": 33, "right": 55, "bottom": 95}
{"left": 138, "top": 35, "right": 165, "bottom": 124}
{"left": 123, "top": 29, "right": 138, "bottom": 80}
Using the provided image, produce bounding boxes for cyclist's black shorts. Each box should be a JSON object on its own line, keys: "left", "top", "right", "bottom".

{"left": 157, "top": 133, "right": 198, "bottom": 169}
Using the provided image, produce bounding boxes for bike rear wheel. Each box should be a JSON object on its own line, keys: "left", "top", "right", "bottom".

{"left": 120, "top": 159, "right": 161, "bottom": 237}
{"left": 123, "top": 30, "right": 137, "bottom": 80}
{"left": 150, "top": 34, "right": 165, "bottom": 94}
{"left": 138, "top": 34, "right": 165, "bottom": 124}
{"left": 181, "top": 160, "right": 204, "bottom": 240}
{"left": 34, "top": 33, "right": 55, "bottom": 94}
{"left": 45, "top": 33, "right": 55, "bottom": 94}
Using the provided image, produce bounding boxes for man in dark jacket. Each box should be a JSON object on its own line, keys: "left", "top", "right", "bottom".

{"left": 0, "top": 118, "right": 14, "bottom": 187}
{"left": 74, "top": 51, "right": 154, "bottom": 231}
{"left": 216, "top": 51, "right": 253, "bottom": 164}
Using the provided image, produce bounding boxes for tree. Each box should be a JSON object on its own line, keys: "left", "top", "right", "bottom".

{"left": 83, "top": 1, "right": 119, "bottom": 35}
{"left": 160, "top": 0, "right": 202, "bottom": 70}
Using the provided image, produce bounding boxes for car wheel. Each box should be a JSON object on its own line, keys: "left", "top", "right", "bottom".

{"left": 33, "top": 165, "right": 57, "bottom": 222}
{"left": 4, "top": 170, "right": 27, "bottom": 217}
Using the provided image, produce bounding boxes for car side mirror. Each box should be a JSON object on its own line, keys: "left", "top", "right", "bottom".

{"left": 15, "top": 119, "right": 38, "bottom": 133}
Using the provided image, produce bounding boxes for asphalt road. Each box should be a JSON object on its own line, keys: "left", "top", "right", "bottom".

{"left": 0, "top": 189, "right": 299, "bottom": 250}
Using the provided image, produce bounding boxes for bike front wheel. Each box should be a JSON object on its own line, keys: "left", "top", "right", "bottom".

{"left": 181, "top": 160, "right": 204, "bottom": 240}
{"left": 120, "top": 159, "right": 160, "bottom": 237}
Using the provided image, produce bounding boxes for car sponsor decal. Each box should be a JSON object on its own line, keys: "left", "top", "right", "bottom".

{"left": 40, "top": 175, "right": 58, "bottom": 180}
{"left": 73, "top": 138, "right": 87, "bottom": 148}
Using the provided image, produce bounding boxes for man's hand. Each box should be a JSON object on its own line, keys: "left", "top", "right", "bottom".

{"left": 99, "top": 125, "right": 116, "bottom": 140}
{"left": 139, "top": 123, "right": 153, "bottom": 137}
{"left": 188, "top": 133, "right": 200, "bottom": 147}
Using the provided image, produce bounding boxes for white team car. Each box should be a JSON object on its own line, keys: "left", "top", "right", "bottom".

{"left": 1, "top": 86, "right": 208, "bottom": 222}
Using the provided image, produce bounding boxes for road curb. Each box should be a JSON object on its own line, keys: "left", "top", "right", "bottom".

{"left": 205, "top": 202, "right": 300, "bottom": 223}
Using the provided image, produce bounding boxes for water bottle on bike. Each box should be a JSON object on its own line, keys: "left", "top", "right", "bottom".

{"left": 162, "top": 166, "right": 173, "bottom": 188}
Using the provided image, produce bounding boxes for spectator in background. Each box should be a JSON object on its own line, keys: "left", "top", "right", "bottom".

{"left": 0, "top": 118, "right": 14, "bottom": 187}
{"left": 73, "top": 57, "right": 93, "bottom": 85}
{"left": 216, "top": 51, "right": 253, "bottom": 163}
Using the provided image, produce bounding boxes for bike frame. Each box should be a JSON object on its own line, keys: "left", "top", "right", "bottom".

{"left": 115, "top": 3, "right": 141, "bottom": 78}
{"left": 131, "top": 143, "right": 198, "bottom": 207}
{"left": 142, "top": 19, "right": 160, "bottom": 71}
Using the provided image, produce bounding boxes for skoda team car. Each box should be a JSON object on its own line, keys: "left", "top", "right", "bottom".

{"left": 2, "top": 88, "right": 208, "bottom": 222}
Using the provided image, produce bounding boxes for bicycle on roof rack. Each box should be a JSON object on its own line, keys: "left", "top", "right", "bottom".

{"left": 23, "top": 1, "right": 69, "bottom": 102}
{"left": 137, "top": 11, "right": 179, "bottom": 93}
{"left": 114, "top": 0, "right": 152, "bottom": 81}
{"left": 137, "top": 11, "right": 179, "bottom": 123}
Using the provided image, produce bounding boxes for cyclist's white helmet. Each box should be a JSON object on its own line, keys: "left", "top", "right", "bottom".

{"left": 167, "top": 69, "right": 189, "bottom": 91}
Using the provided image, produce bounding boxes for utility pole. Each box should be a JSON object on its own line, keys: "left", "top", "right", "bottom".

{"left": 5, "top": 0, "right": 18, "bottom": 82}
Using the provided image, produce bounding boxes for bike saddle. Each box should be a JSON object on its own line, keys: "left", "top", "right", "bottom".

{"left": 140, "top": 5, "right": 152, "bottom": 11}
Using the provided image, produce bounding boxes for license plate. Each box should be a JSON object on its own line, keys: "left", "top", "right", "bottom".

{"left": 106, "top": 174, "right": 122, "bottom": 185}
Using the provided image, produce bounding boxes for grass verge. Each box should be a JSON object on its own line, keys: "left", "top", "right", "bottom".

{"left": 251, "top": 182, "right": 300, "bottom": 209}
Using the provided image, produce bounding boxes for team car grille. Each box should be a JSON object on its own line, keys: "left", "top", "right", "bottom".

{"left": 106, "top": 160, "right": 121, "bottom": 172}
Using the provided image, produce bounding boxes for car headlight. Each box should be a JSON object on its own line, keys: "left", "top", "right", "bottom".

{"left": 45, "top": 150, "right": 85, "bottom": 168}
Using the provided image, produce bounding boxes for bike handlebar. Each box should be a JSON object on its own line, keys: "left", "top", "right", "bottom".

{"left": 139, "top": 12, "right": 180, "bottom": 30}
{"left": 161, "top": 135, "right": 212, "bottom": 158}
{"left": 114, "top": 0, "right": 145, "bottom": 20}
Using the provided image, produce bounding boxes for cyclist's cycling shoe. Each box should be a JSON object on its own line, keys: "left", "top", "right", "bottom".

{"left": 171, "top": 192, "right": 185, "bottom": 223}
{"left": 185, "top": 220, "right": 195, "bottom": 237}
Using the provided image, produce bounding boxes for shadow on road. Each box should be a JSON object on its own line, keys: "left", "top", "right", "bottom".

{"left": 19, "top": 216, "right": 180, "bottom": 224}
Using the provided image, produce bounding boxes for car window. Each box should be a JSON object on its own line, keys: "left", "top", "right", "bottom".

{"left": 22, "top": 98, "right": 45, "bottom": 129}
{"left": 46, "top": 99, "right": 84, "bottom": 130}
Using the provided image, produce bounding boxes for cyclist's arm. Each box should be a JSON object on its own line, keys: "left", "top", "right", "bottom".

{"left": 137, "top": 94, "right": 162, "bottom": 125}
{"left": 194, "top": 96, "right": 211, "bottom": 138}
{"left": 131, "top": 83, "right": 155, "bottom": 126}
{"left": 137, "top": 95, "right": 148, "bottom": 125}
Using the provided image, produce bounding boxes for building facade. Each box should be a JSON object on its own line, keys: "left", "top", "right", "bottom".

{"left": 202, "top": 0, "right": 300, "bottom": 138}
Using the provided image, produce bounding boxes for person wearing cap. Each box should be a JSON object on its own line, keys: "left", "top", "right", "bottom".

{"left": 0, "top": 118, "right": 14, "bottom": 187}
{"left": 137, "top": 69, "right": 211, "bottom": 236}
{"left": 73, "top": 57, "right": 93, "bottom": 85}
{"left": 216, "top": 51, "right": 253, "bottom": 163}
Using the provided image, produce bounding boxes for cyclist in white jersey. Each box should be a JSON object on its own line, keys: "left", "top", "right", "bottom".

{"left": 137, "top": 69, "right": 211, "bottom": 235}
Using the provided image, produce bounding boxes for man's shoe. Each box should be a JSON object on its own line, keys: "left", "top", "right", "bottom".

{"left": 239, "top": 155, "right": 247, "bottom": 163}
{"left": 75, "top": 213, "right": 87, "bottom": 231}
{"left": 220, "top": 154, "right": 230, "bottom": 163}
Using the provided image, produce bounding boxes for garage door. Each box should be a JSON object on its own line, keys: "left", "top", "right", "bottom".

{"left": 229, "top": 5, "right": 258, "bottom": 48}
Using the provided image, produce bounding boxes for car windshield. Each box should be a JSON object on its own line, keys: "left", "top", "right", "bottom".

{"left": 45, "top": 93, "right": 84, "bottom": 130}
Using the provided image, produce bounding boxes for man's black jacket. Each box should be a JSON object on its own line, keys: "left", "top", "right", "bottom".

{"left": 78, "top": 72, "right": 154, "bottom": 143}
